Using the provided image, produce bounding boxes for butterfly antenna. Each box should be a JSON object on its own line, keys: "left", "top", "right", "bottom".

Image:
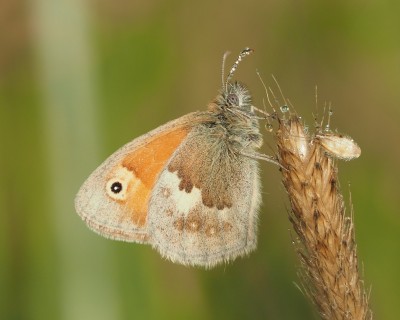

{"left": 225, "top": 47, "right": 254, "bottom": 90}
{"left": 221, "top": 51, "right": 231, "bottom": 88}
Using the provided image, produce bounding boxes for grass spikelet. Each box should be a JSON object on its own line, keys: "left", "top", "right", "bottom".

{"left": 275, "top": 115, "right": 372, "bottom": 320}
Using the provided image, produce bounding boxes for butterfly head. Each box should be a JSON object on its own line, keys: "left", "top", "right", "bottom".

{"left": 208, "top": 48, "right": 255, "bottom": 115}
{"left": 213, "top": 81, "right": 252, "bottom": 112}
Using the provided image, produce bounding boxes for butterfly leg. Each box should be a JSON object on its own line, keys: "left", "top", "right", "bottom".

{"left": 240, "top": 151, "right": 286, "bottom": 170}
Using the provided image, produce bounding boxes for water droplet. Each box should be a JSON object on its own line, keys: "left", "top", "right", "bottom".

{"left": 265, "top": 123, "right": 273, "bottom": 132}
{"left": 280, "top": 105, "right": 289, "bottom": 113}
{"left": 324, "top": 125, "right": 331, "bottom": 132}
{"left": 329, "top": 110, "right": 334, "bottom": 116}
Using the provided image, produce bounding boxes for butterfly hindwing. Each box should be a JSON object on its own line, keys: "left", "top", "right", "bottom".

{"left": 147, "top": 125, "right": 261, "bottom": 267}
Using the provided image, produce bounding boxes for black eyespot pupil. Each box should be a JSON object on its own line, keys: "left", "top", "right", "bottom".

{"left": 111, "top": 182, "right": 123, "bottom": 194}
{"left": 227, "top": 93, "right": 239, "bottom": 106}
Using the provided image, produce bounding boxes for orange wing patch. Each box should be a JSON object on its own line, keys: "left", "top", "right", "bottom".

{"left": 108, "top": 128, "right": 189, "bottom": 227}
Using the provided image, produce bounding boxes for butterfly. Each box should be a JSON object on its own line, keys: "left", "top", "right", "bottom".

{"left": 75, "top": 48, "right": 276, "bottom": 268}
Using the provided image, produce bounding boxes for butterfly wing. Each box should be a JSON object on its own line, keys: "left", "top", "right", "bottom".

{"left": 147, "top": 126, "right": 261, "bottom": 267}
{"left": 75, "top": 113, "right": 197, "bottom": 243}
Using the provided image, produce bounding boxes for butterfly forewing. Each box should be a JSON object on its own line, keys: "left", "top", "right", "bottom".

{"left": 74, "top": 114, "right": 195, "bottom": 243}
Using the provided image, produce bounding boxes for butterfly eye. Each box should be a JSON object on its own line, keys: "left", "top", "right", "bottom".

{"left": 111, "top": 182, "right": 123, "bottom": 194}
{"left": 227, "top": 93, "right": 239, "bottom": 106}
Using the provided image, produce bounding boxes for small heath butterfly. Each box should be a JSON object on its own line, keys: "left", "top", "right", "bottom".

{"left": 75, "top": 48, "right": 275, "bottom": 268}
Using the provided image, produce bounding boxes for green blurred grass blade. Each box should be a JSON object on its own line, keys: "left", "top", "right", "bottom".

{"left": 31, "top": 1, "right": 120, "bottom": 319}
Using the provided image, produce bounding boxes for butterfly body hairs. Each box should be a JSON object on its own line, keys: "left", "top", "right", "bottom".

{"left": 75, "top": 48, "right": 274, "bottom": 268}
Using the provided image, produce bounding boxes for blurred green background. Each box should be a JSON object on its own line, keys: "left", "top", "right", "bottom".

{"left": 1, "top": 0, "right": 399, "bottom": 319}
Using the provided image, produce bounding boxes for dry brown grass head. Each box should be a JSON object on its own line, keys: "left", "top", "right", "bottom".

{"left": 275, "top": 115, "right": 372, "bottom": 320}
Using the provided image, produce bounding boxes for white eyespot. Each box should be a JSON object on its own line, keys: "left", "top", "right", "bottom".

{"left": 105, "top": 166, "right": 134, "bottom": 201}
{"left": 316, "top": 133, "right": 361, "bottom": 161}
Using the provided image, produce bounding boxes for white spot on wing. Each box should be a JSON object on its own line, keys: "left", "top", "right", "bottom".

{"left": 161, "top": 171, "right": 202, "bottom": 215}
